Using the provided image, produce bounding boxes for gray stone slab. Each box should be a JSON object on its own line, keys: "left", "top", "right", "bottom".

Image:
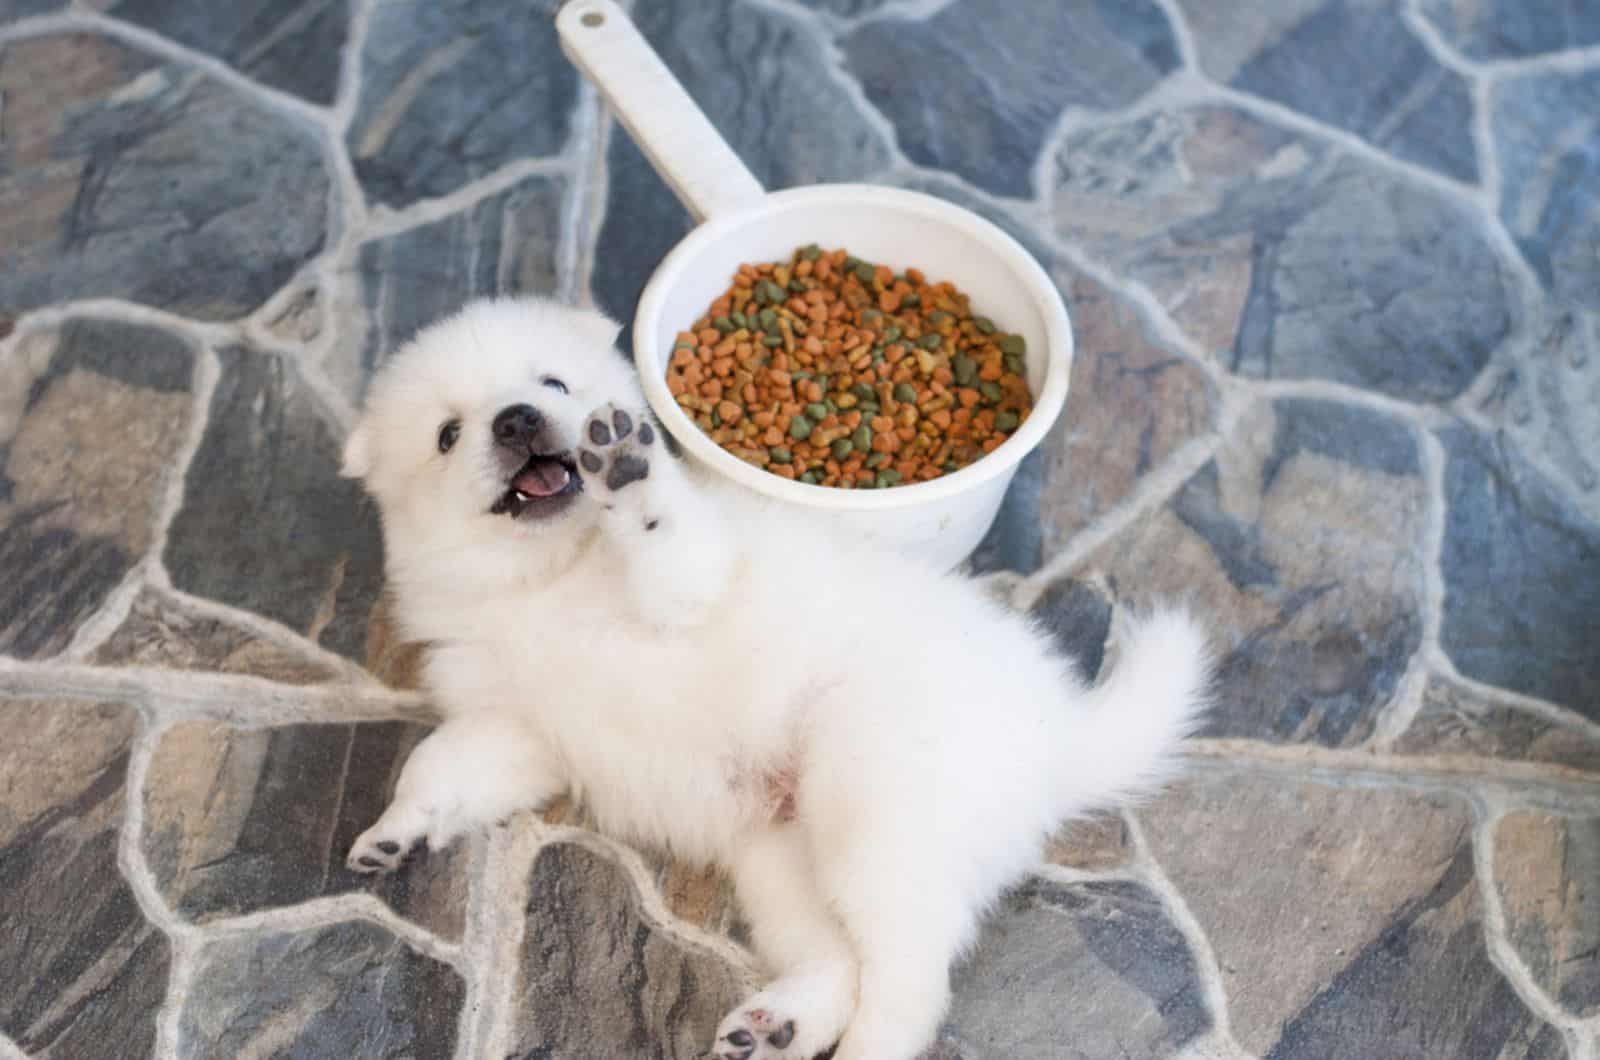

{"left": 1083, "top": 398, "right": 1426, "bottom": 745}
{"left": 1140, "top": 773, "right": 1563, "bottom": 1059}
{"left": 0, "top": 700, "right": 169, "bottom": 1059}
{"left": 941, "top": 878, "right": 1210, "bottom": 1058}
{"left": 1493, "top": 70, "right": 1600, "bottom": 311}
{"left": 509, "top": 841, "right": 747, "bottom": 1058}
{"left": 0, "top": 320, "right": 196, "bottom": 658}
{"left": 0, "top": 34, "right": 329, "bottom": 319}
{"left": 843, "top": 0, "right": 1179, "bottom": 198}
{"left": 1438, "top": 423, "right": 1600, "bottom": 716}
{"left": 351, "top": 174, "right": 565, "bottom": 383}
{"left": 164, "top": 345, "right": 383, "bottom": 659}
{"left": 143, "top": 720, "right": 469, "bottom": 939}
{"left": 1422, "top": 0, "right": 1600, "bottom": 59}
{"left": 104, "top": 0, "right": 351, "bottom": 104}
{"left": 1029, "top": 575, "right": 1114, "bottom": 684}
{"left": 1038, "top": 266, "right": 1215, "bottom": 558}
{"left": 346, "top": 0, "right": 576, "bottom": 207}
{"left": 1178, "top": 0, "right": 1477, "bottom": 180}
{"left": 1495, "top": 810, "right": 1600, "bottom": 1017}
{"left": 1052, "top": 106, "right": 1514, "bottom": 400}
{"left": 178, "top": 919, "right": 464, "bottom": 1057}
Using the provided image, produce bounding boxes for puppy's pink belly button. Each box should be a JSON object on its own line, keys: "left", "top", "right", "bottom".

{"left": 762, "top": 767, "right": 798, "bottom": 823}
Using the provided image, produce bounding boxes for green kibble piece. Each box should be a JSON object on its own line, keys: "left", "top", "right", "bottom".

{"left": 831, "top": 438, "right": 854, "bottom": 459}
{"left": 789, "top": 415, "right": 814, "bottom": 440}
{"left": 825, "top": 399, "right": 839, "bottom": 415}
{"left": 928, "top": 311, "right": 951, "bottom": 327}
{"left": 851, "top": 425, "right": 873, "bottom": 450}
{"left": 759, "top": 307, "right": 778, "bottom": 330}
{"left": 1000, "top": 334, "right": 1026, "bottom": 355}
{"left": 1003, "top": 354, "right": 1024, "bottom": 375}
{"left": 867, "top": 452, "right": 889, "bottom": 469}
{"left": 862, "top": 308, "right": 883, "bottom": 325}
{"left": 901, "top": 293, "right": 921, "bottom": 308}
{"left": 854, "top": 263, "right": 875, "bottom": 284}
{"left": 980, "top": 381, "right": 1003, "bottom": 403}
{"left": 769, "top": 446, "right": 792, "bottom": 464}
{"left": 858, "top": 401, "right": 879, "bottom": 416}
{"left": 713, "top": 315, "right": 733, "bottom": 332}
{"left": 731, "top": 312, "right": 748, "bottom": 328}
{"left": 882, "top": 326, "right": 902, "bottom": 343}
{"left": 801, "top": 470, "right": 821, "bottom": 484}
{"left": 673, "top": 338, "right": 696, "bottom": 350}
{"left": 994, "top": 410, "right": 1020, "bottom": 432}
{"left": 953, "top": 353, "right": 978, "bottom": 385}
{"left": 789, "top": 278, "right": 807, "bottom": 293}
{"left": 815, "top": 375, "right": 830, "bottom": 392}
{"left": 943, "top": 460, "right": 959, "bottom": 473}
{"left": 793, "top": 369, "right": 813, "bottom": 380}
{"left": 893, "top": 382, "right": 918, "bottom": 403}
{"left": 800, "top": 243, "right": 822, "bottom": 261}
{"left": 806, "top": 402, "right": 829, "bottom": 420}
{"left": 918, "top": 333, "right": 942, "bottom": 351}
{"left": 879, "top": 469, "right": 903, "bottom": 487}
{"left": 710, "top": 408, "right": 722, "bottom": 428}
{"left": 763, "top": 334, "right": 784, "bottom": 347}
{"left": 851, "top": 382, "right": 876, "bottom": 402}
{"left": 974, "top": 316, "right": 996, "bottom": 334}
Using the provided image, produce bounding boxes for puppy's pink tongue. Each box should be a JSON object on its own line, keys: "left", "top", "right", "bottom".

{"left": 514, "top": 459, "right": 570, "bottom": 497}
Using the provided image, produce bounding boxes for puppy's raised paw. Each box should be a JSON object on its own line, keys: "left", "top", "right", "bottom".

{"left": 577, "top": 403, "right": 654, "bottom": 496}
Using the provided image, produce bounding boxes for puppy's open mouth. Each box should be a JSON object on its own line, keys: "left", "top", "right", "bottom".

{"left": 490, "top": 453, "right": 581, "bottom": 518}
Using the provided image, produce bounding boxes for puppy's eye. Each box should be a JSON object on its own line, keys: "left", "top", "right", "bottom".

{"left": 541, "top": 376, "right": 569, "bottom": 395}
{"left": 437, "top": 419, "right": 461, "bottom": 453}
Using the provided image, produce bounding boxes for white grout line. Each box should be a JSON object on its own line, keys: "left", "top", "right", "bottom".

{"left": 153, "top": 932, "right": 199, "bottom": 1058}
{"left": 1153, "top": 0, "right": 1203, "bottom": 74}
{"left": 359, "top": 156, "right": 575, "bottom": 243}
{"left": 0, "top": 1033, "right": 28, "bottom": 1060}
{"left": 199, "top": 891, "right": 466, "bottom": 967}
{"left": 1123, "top": 813, "right": 1255, "bottom": 1058}
{"left": 457, "top": 822, "right": 541, "bottom": 1058}
{"left": 1469, "top": 797, "right": 1588, "bottom": 1042}
{"left": 0, "top": 656, "right": 433, "bottom": 724}
{"left": 1200, "top": 80, "right": 1493, "bottom": 211}
{"left": 1368, "top": 426, "right": 1449, "bottom": 749}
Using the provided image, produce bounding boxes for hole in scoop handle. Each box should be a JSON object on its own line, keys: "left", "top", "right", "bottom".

{"left": 556, "top": 0, "right": 767, "bottom": 223}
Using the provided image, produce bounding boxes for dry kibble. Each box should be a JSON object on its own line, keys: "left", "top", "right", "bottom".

{"left": 665, "top": 245, "right": 1033, "bottom": 488}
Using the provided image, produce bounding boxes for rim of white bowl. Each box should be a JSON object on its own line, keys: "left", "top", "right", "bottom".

{"left": 633, "top": 184, "right": 1073, "bottom": 511}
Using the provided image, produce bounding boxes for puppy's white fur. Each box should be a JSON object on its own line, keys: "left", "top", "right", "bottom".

{"left": 342, "top": 297, "right": 1210, "bottom": 1060}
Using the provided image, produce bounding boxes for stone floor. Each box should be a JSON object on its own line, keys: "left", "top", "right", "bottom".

{"left": 1, "top": 0, "right": 1597, "bottom": 1056}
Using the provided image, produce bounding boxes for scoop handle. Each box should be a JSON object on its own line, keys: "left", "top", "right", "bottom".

{"left": 556, "top": 0, "right": 767, "bottom": 222}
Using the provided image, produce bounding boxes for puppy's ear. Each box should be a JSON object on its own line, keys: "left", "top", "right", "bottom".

{"left": 579, "top": 310, "right": 623, "bottom": 351}
{"left": 340, "top": 423, "right": 373, "bottom": 479}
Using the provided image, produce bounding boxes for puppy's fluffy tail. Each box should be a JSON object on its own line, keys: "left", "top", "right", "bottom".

{"left": 1056, "top": 608, "right": 1212, "bottom": 815}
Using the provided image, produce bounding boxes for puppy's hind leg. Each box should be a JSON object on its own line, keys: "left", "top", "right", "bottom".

{"left": 576, "top": 403, "right": 733, "bottom": 628}
{"left": 347, "top": 713, "right": 564, "bottom": 873}
{"left": 715, "top": 826, "right": 857, "bottom": 1060}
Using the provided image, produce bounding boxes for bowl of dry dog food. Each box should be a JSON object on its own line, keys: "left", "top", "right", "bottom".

{"left": 558, "top": 1, "right": 1072, "bottom": 570}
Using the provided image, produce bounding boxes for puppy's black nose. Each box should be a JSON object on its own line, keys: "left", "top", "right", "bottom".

{"left": 492, "top": 404, "right": 543, "bottom": 447}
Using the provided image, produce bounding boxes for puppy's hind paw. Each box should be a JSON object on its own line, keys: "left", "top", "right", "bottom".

{"left": 346, "top": 823, "right": 419, "bottom": 875}
{"left": 714, "top": 1007, "right": 805, "bottom": 1060}
{"left": 577, "top": 403, "right": 654, "bottom": 497}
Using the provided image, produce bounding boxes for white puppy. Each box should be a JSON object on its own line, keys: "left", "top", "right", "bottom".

{"left": 340, "top": 296, "right": 1210, "bottom": 1060}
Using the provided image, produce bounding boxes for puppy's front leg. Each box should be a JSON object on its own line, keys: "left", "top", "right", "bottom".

{"left": 576, "top": 403, "right": 733, "bottom": 628}
{"left": 347, "top": 713, "right": 564, "bottom": 873}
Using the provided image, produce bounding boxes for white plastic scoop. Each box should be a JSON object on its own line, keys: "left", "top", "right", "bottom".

{"left": 556, "top": 0, "right": 1072, "bottom": 570}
